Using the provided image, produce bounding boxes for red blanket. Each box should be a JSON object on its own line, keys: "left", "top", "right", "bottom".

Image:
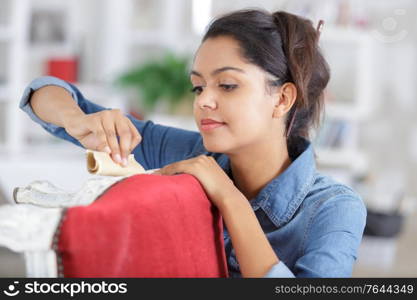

{"left": 55, "top": 174, "right": 228, "bottom": 277}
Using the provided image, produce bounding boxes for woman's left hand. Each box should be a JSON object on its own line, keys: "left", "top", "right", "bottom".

{"left": 152, "top": 155, "right": 240, "bottom": 208}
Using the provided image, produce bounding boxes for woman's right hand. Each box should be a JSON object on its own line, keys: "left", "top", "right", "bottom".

{"left": 63, "top": 109, "right": 142, "bottom": 166}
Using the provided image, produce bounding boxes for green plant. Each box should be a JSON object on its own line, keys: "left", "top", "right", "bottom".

{"left": 115, "top": 52, "right": 193, "bottom": 113}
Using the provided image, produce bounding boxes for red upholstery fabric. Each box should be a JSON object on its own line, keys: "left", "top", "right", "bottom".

{"left": 56, "top": 174, "right": 229, "bottom": 277}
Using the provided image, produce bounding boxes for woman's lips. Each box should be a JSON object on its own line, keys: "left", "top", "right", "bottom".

{"left": 200, "top": 122, "right": 226, "bottom": 132}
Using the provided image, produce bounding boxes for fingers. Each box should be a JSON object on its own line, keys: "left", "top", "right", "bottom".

{"left": 98, "top": 110, "right": 142, "bottom": 167}
{"left": 126, "top": 118, "right": 142, "bottom": 152}
{"left": 80, "top": 109, "right": 143, "bottom": 166}
{"left": 115, "top": 118, "right": 132, "bottom": 166}
{"left": 91, "top": 124, "right": 110, "bottom": 153}
{"left": 155, "top": 156, "right": 213, "bottom": 176}
{"left": 156, "top": 161, "right": 187, "bottom": 176}
{"left": 101, "top": 115, "right": 123, "bottom": 165}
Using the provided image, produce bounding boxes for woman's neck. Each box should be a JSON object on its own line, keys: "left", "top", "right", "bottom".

{"left": 228, "top": 137, "right": 291, "bottom": 201}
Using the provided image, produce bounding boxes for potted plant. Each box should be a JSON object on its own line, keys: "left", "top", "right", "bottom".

{"left": 115, "top": 52, "right": 194, "bottom": 116}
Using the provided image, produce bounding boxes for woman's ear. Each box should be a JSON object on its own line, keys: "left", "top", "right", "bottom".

{"left": 272, "top": 82, "right": 297, "bottom": 118}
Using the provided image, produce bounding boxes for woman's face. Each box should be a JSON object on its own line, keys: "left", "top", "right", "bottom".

{"left": 192, "top": 36, "right": 280, "bottom": 154}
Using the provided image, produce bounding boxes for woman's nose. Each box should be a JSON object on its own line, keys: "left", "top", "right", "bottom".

{"left": 196, "top": 89, "right": 217, "bottom": 110}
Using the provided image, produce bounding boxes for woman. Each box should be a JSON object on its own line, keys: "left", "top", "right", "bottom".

{"left": 20, "top": 9, "right": 366, "bottom": 277}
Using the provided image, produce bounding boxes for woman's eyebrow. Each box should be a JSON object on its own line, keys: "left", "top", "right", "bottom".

{"left": 190, "top": 66, "right": 245, "bottom": 77}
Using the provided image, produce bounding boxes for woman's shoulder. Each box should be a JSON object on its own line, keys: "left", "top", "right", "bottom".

{"left": 302, "top": 171, "right": 367, "bottom": 220}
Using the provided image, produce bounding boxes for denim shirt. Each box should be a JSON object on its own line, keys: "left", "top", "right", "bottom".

{"left": 20, "top": 76, "right": 367, "bottom": 278}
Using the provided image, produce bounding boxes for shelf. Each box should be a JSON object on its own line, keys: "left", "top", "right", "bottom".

{"left": 0, "top": 26, "right": 11, "bottom": 41}
{"left": 0, "top": 85, "right": 9, "bottom": 99}
{"left": 315, "top": 147, "right": 367, "bottom": 171}
{"left": 129, "top": 31, "right": 167, "bottom": 45}
{"left": 320, "top": 26, "right": 371, "bottom": 44}
{"left": 325, "top": 102, "right": 367, "bottom": 121}
{"left": 76, "top": 83, "right": 113, "bottom": 99}
{"left": 0, "top": 142, "right": 86, "bottom": 161}
{"left": 75, "top": 82, "right": 129, "bottom": 112}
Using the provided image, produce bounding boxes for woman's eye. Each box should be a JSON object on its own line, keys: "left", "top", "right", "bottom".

{"left": 219, "top": 84, "right": 238, "bottom": 91}
{"left": 190, "top": 86, "right": 203, "bottom": 95}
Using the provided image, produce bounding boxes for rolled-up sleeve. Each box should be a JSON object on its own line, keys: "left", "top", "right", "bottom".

{"left": 20, "top": 76, "right": 77, "bottom": 131}
{"left": 19, "top": 76, "right": 203, "bottom": 170}
{"left": 19, "top": 76, "right": 94, "bottom": 147}
{"left": 264, "top": 261, "right": 295, "bottom": 278}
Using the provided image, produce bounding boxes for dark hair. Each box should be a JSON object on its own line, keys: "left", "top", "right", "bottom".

{"left": 202, "top": 9, "right": 330, "bottom": 154}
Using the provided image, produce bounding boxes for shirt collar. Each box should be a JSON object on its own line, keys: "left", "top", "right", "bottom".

{"left": 203, "top": 136, "right": 316, "bottom": 229}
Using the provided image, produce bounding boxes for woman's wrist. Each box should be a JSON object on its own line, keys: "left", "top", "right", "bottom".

{"left": 60, "top": 107, "right": 85, "bottom": 129}
{"left": 216, "top": 188, "right": 247, "bottom": 214}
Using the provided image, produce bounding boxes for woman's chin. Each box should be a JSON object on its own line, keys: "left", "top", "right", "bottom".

{"left": 202, "top": 139, "right": 230, "bottom": 153}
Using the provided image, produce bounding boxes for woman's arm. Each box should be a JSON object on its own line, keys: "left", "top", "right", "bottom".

{"left": 30, "top": 85, "right": 84, "bottom": 128}
{"left": 29, "top": 85, "right": 140, "bottom": 166}
{"left": 20, "top": 76, "right": 203, "bottom": 170}
{"left": 218, "top": 190, "right": 280, "bottom": 278}
{"left": 220, "top": 190, "right": 366, "bottom": 278}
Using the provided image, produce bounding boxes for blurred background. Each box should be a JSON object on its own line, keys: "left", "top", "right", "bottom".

{"left": 0, "top": 0, "right": 417, "bottom": 277}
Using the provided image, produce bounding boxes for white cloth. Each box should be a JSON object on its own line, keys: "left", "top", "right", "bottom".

{"left": 0, "top": 204, "right": 62, "bottom": 277}
{"left": 13, "top": 176, "right": 127, "bottom": 208}
{"left": 0, "top": 204, "right": 62, "bottom": 252}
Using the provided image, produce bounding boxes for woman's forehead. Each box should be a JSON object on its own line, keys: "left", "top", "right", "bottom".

{"left": 193, "top": 37, "right": 243, "bottom": 66}
{"left": 192, "top": 36, "right": 260, "bottom": 77}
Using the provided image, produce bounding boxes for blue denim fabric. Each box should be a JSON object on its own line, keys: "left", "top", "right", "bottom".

{"left": 20, "top": 76, "right": 367, "bottom": 278}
